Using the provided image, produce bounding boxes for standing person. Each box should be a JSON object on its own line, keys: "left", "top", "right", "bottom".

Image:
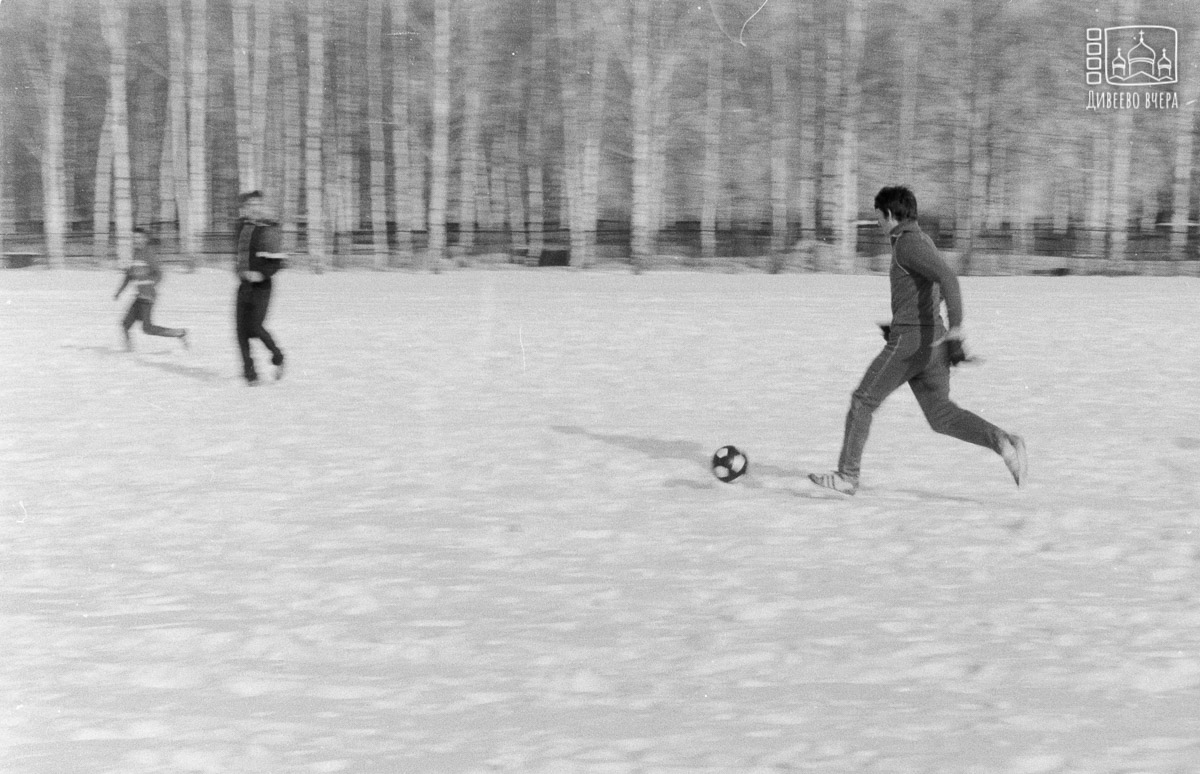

{"left": 115, "top": 228, "right": 188, "bottom": 350}
{"left": 808, "top": 186, "right": 1026, "bottom": 495}
{"left": 234, "top": 190, "right": 287, "bottom": 384}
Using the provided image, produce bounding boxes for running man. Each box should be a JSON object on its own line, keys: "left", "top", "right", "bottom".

{"left": 808, "top": 186, "right": 1026, "bottom": 495}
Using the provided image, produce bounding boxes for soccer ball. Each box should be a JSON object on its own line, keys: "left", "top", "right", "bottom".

{"left": 711, "top": 445, "right": 748, "bottom": 483}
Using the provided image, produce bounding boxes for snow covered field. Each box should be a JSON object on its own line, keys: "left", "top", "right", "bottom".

{"left": 3, "top": 266, "right": 1199, "bottom": 774}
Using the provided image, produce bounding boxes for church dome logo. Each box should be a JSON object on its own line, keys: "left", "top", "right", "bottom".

{"left": 1087, "top": 26, "right": 1178, "bottom": 86}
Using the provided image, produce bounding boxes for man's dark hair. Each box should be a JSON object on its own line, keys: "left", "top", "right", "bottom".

{"left": 873, "top": 186, "right": 918, "bottom": 221}
{"left": 239, "top": 190, "right": 263, "bottom": 205}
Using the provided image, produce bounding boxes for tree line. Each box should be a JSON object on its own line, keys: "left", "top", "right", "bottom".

{"left": 1, "top": 0, "right": 1197, "bottom": 272}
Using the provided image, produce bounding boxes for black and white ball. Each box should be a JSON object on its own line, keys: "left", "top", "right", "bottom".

{"left": 711, "top": 445, "right": 748, "bottom": 483}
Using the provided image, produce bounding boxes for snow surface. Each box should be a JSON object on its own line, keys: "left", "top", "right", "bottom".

{"left": 2, "top": 266, "right": 1199, "bottom": 774}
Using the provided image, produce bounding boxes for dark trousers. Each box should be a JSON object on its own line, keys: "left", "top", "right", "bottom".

{"left": 837, "top": 325, "right": 1004, "bottom": 480}
{"left": 236, "top": 281, "right": 283, "bottom": 381}
{"left": 122, "top": 298, "right": 184, "bottom": 341}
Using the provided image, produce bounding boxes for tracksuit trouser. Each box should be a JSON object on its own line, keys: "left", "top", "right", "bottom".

{"left": 837, "top": 325, "right": 1006, "bottom": 481}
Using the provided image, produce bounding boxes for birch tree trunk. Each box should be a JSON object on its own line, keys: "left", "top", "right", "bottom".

{"left": 132, "top": 29, "right": 157, "bottom": 228}
{"left": 346, "top": 14, "right": 361, "bottom": 249}
{"left": 556, "top": 0, "right": 585, "bottom": 267}
{"left": 1051, "top": 139, "right": 1073, "bottom": 235}
{"left": 1108, "top": 113, "right": 1132, "bottom": 263}
{"left": 365, "top": 0, "right": 388, "bottom": 268}
{"left": 329, "top": 15, "right": 345, "bottom": 263}
{"left": 390, "top": 0, "right": 414, "bottom": 261}
{"left": 645, "top": 11, "right": 679, "bottom": 241}
{"left": 458, "top": 10, "right": 482, "bottom": 257}
{"left": 838, "top": 0, "right": 863, "bottom": 271}
{"left": 166, "top": 0, "right": 192, "bottom": 260}
{"left": 987, "top": 134, "right": 1005, "bottom": 234}
{"left": 188, "top": 0, "right": 209, "bottom": 251}
{"left": 305, "top": 0, "right": 328, "bottom": 271}
{"left": 231, "top": 1, "right": 274, "bottom": 196}
{"left": 1107, "top": 0, "right": 1138, "bottom": 265}
{"left": 427, "top": 0, "right": 452, "bottom": 270}
{"left": 1088, "top": 132, "right": 1110, "bottom": 262}
{"left": 1168, "top": 24, "right": 1199, "bottom": 261}
{"left": 233, "top": 0, "right": 253, "bottom": 191}
{"left": 1014, "top": 143, "right": 1038, "bottom": 256}
{"left": 252, "top": 0, "right": 271, "bottom": 192}
{"left": 820, "top": 4, "right": 842, "bottom": 257}
{"left": 1138, "top": 187, "right": 1156, "bottom": 233}
{"left": 323, "top": 33, "right": 342, "bottom": 266}
{"left": 64, "top": 96, "right": 78, "bottom": 227}
{"left": 629, "top": 1, "right": 653, "bottom": 272}
{"left": 0, "top": 99, "right": 6, "bottom": 263}
{"left": 487, "top": 139, "right": 505, "bottom": 233}
{"left": 768, "top": 0, "right": 791, "bottom": 270}
{"left": 966, "top": 88, "right": 990, "bottom": 272}
{"left": 0, "top": 83, "right": 8, "bottom": 262}
{"left": 159, "top": 110, "right": 174, "bottom": 226}
{"left": 648, "top": 64, "right": 673, "bottom": 238}
{"left": 279, "top": 1, "right": 301, "bottom": 254}
{"left": 209, "top": 63, "right": 237, "bottom": 248}
{"left": 557, "top": 0, "right": 607, "bottom": 269}
{"left": 504, "top": 91, "right": 527, "bottom": 260}
{"left": 700, "top": 38, "right": 722, "bottom": 266}
{"left": 333, "top": 5, "right": 357, "bottom": 262}
{"left": 797, "top": 0, "right": 816, "bottom": 247}
{"left": 952, "top": 9, "right": 971, "bottom": 271}
{"left": 40, "top": 1, "right": 69, "bottom": 268}
{"left": 526, "top": 2, "right": 547, "bottom": 265}
{"left": 581, "top": 17, "right": 609, "bottom": 269}
{"left": 897, "top": 8, "right": 918, "bottom": 184}
{"left": 94, "top": 102, "right": 114, "bottom": 264}
{"left": 104, "top": 1, "right": 134, "bottom": 267}
{"left": 265, "top": 20, "right": 285, "bottom": 208}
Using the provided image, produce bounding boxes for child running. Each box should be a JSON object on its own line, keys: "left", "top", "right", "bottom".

{"left": 115, "top": 228, "right": 188, "bottom": 351}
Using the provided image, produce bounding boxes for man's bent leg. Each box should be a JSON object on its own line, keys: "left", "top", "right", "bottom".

{"left": 835, "top": 336, "right": 921, "bottom": 480}
{"left": 909, "top": 355, "right": 1005, "bottom": 452}
{"left": 910, "top": 362, "right": 1024, "bottom": 484}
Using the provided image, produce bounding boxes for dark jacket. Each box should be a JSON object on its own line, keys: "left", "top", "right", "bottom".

{"left": 235, "top": 219, "right": 285, "bottom": 282}
{"left": 888, "top": 220, "right": 963, "bottom": 330}
{"left": 115, "top": 245, "right": 163, "bottom": 302}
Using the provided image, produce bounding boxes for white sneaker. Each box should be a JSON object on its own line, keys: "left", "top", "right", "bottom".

{"left": 808, "top": 471, "right": 859, "bottom": 495}
{"left": 1000, "top": 433, "right": 1027, "bottom": 486}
